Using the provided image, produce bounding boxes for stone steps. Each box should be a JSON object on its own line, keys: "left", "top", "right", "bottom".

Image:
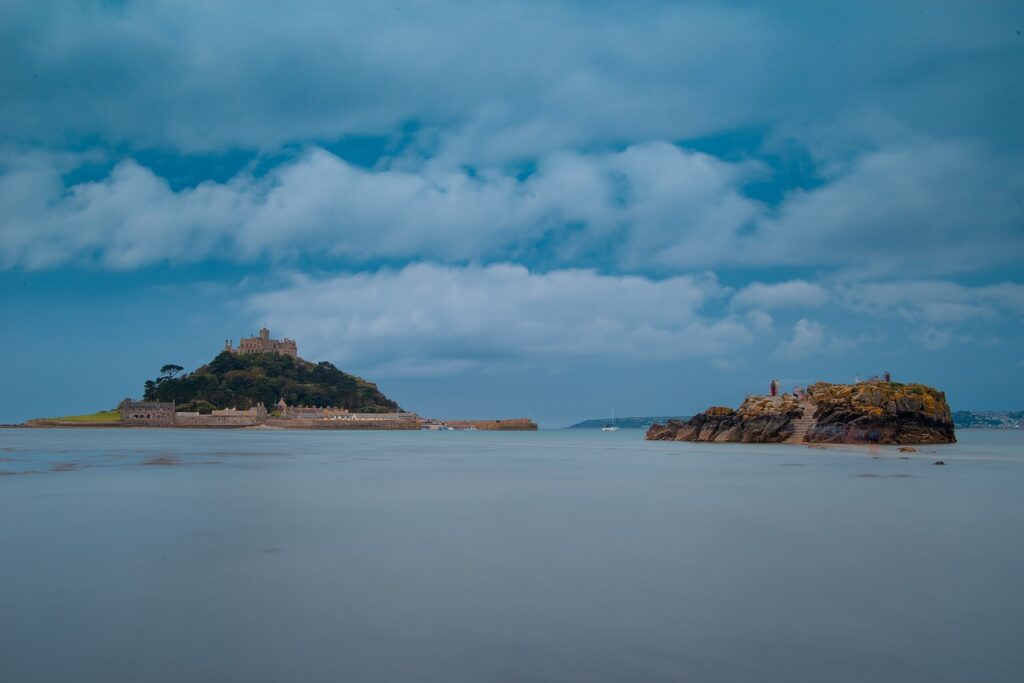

{"left": 784, "top": 402, "right": 817, "bottom": 444}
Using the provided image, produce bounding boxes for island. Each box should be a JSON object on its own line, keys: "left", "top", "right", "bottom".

{"left": 646, "top": 380, "right": 955, "bottom": 445}
{"left": 23, "top": 328, "right": 537, "bottom": 431}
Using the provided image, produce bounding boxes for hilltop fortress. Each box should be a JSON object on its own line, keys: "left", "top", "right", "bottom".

{"left": 225, "top": 327, "right": 297, "bottom": 358}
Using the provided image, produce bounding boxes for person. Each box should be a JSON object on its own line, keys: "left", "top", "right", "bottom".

{"left": 770, "top": 379, "right": 779, "bottom": 397}
{"left": 884, "top": 371, "right": 891, "bottom": 383}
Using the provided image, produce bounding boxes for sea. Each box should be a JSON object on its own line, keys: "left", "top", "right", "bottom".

{"left": 1, "top": 428, "right": 1022, "bottom": 682}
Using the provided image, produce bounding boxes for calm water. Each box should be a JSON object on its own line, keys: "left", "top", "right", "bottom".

{"left": 1, "top": 428, "right": 1022, "bottom": 682}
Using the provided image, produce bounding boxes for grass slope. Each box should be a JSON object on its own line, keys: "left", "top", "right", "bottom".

{"left": 57, "top": 410, "right": 121, "bottom": 422}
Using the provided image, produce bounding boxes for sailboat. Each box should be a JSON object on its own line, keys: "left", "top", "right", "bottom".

{"left": 602, "top": 405, "right": 619, "bottom": 432}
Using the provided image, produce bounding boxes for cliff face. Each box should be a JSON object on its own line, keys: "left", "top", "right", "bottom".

{"left": 646, "top": 381, "right": 955, "bottom": 445}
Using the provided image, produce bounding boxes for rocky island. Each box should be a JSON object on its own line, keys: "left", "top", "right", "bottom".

{"left": 22, "top": 328, "right": 537, "bottom": 431}
{"left": 647, "top": 380, "right": 955, "bottom": 445}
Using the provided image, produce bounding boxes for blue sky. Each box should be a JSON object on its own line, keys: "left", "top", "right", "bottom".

{"left": 1, "top": 1, "right": 1022, "bottom": 425}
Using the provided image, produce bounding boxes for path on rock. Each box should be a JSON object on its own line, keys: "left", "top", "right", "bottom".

{"left": 784, "top": 401, "right": 816, "bottom": 444}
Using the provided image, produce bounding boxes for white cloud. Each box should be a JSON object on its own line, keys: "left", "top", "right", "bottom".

{"left": 775, "top": 318, "right": 826, "bottom": 359}
{"left": 742, "top": 141, "right": 1024, "bottom": 277}
{"left": 245, "top": 263, "right": 752, "bottom": 375}
{"left": 0, "top": 143, "right": 761, "bottom": 271}
{"left": 745, "top": 310, "right": 774, "bottom": 334}
{"left": 732, "top": 280, "right": 828, "bottom": 310}
{"left": 837, "top": 280, "right": 1024, "bottom": 322}
{"left": 5, "top": 138, "right": 1021, "bottom": 284}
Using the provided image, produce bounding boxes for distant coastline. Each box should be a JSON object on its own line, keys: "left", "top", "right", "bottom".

{"left": 566, "top": 416, "right": 690, "bottom": 429}
{"left": 952, "top": 411, "right": 1023, "bottom": 430}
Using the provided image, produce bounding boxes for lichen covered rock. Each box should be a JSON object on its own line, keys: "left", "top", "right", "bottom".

{"left": 646, "top": 394, "right": 802, "bottom": 443}
{"left": 646, "top": 380, "right": 955, "bottom": 445}
{"left": 804, "top": 381, "right": 954, "bottom": 444}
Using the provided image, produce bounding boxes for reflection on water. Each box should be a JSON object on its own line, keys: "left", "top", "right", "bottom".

{"left": 1, "top": 428, "right": 1022, "bottom": 682}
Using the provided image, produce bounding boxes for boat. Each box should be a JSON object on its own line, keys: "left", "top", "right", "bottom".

{"left": 602, "top": 406, "right": 620, "bottom": 432}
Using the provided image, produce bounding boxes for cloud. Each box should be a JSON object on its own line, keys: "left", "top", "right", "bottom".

{"left": 245, "top": 263, "right": 752, "bottom": 375}
{"left": 745, "top": 310, "right": 774, "bottom": 334}
{"left": 742, "top": 141, "right": 1024, "bottom": 277}
{"left": 775, "top": 318, "right": 826, "bottom": 359}
{"left": 2, "top": 1, "right": 1018, "bottom": 160}
{"left": 732, "top": 280, "right": 828, "bottom": 310}
{"left": 0, "top": 143, "right": 761, "bottom": 270}
{"left": 4, "top": 139, "right": 1021, "bottom": 284}
{"left": 837, "top": 280, "right": 1024, "bottom": 322}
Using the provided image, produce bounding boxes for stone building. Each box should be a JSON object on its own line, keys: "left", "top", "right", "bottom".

{"left": 275, "top": 399, "right": 350, "bottom": 419}
{"left": 211, "top": 404, "right": 268, "bottom": 419}
{"left": 175, "top": 404, "right": 268, "bottom": 427}
{"left": 119, "top": 400, "right": 176, "bottom": 426}
{"left": 224, "top": 327, "right": 298, "bottom": 358}
{"left": 274, "top": 399, "right": 418, "bottom": 424}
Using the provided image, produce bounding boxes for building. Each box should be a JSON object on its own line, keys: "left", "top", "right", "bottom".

{"left": 175, "top": 404, "right": 268, "bottom": 427}
{"left": 119, "top": 400, "right": 176, "bottom": 426}
{"left": 224, "top": 327, "right": 298, "bottom": 358}
{"left": 276, "top": 398, "right": 349, "bottom": 419}
{"left": 274, "top": 399, "right": 418, "bottom": 425}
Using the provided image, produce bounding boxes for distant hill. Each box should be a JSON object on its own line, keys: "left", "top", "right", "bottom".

{"left": 143, "top": 351, "right": 401, "bottom": 413}
{"left": 567, "top": 416, "right": 690, "bottom": 429}
{"left": 953, "top": 411, "right": 1023, "bottom": 429}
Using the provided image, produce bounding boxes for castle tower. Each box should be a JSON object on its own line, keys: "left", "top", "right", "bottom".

{"left": 259, "top": 327, "right": 270, "bottom": 340}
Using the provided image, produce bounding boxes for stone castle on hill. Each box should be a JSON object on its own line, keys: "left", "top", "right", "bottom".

{"left": 224, "top": 327, "right": 297, "bottom": 358}
{"left": 25, "top": 327, "right": 537, "bottom": 431}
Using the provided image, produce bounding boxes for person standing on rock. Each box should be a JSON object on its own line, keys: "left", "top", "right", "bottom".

{"left": 770, "top": 379, "right": 779, "bottom": 397}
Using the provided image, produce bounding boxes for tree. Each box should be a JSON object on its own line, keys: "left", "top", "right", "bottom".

{"left": 159, "top": 364, "right": 184, "bottom": 381}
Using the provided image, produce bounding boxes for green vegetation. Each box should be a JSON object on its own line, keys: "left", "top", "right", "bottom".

{"left": 57, "top": 410, "right": 121, "bottom": 423}
{"left": 143, "top": 351, "right": 400, "bottom": 412}
{"left": 175, "top": 399, "right": 216, "bottom": 414}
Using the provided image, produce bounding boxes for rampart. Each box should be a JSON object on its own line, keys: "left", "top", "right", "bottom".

{"left": 446, "top": 418, "right": 538, "bottom": 430}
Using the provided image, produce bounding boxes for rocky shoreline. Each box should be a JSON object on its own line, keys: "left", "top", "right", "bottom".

{"left": 647, "top": 381, "right": 955, "bottom": 445}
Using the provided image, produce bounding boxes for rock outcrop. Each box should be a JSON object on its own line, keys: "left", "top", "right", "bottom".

{"left": 647, "top": 394, "right": 803, "bottom": 443}
{"left": 646, "top": 381, "right": 956, "bottom": 445}
{"left": 803, "top": 381, "right": 955, "bottom": 444}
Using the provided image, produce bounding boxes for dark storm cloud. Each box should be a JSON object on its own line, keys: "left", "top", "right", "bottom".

{"left": 1, "top": 1, "right": 1020, "bottom": 155}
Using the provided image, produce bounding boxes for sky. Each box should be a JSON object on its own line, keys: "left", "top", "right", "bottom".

{"left": 1, "top": 0, "right": 1022, "bottom": 426}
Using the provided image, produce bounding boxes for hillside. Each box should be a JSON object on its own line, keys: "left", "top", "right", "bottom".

{"left": 144, "top": 351, "right": 400, "bottom": 413}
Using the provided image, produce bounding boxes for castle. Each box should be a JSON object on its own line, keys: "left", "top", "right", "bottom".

{"left": 224, "top": 327, "right": 297, "bottom": 358}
